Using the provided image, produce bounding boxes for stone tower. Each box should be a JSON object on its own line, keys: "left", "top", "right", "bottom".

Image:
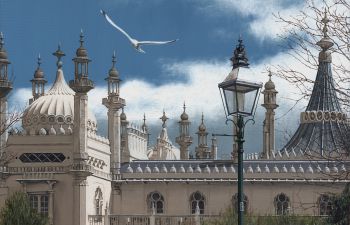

{"left": 68, "top": 31, "right": 94, "bottom": 225}
{"left": 30, "top": 54, "right": 47, "bottom": 104}
{"left": 176, "top": 103, "right": 193, "bottom": 160}
{"left": 195, "top": 113, "right": 210, "bottom": 159}
{"left": 102, "top": 51, "right": 126, "bottom": 177}
{"left": 261, "top": 72, "right": 278, "bottom": 159}
{"left": 0, "top": 33, "right": 12, "bottom": 153}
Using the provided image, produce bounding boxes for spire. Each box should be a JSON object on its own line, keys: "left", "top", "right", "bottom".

{"left": 0, "top": 32, "right": 5, "bottom": 51}
{"left": 316, "top": 10, "right": 333, "bottom": 52}
{"left": 160, "top": 110, "right": 168, "bottom": 128}
{"left": 53, "top": 43, "right": 65, "bottom": 69}
{"left": 142, "top": 113, "right": 148, "bottom": 132}
{"left": 79, "top": 29, "right": 84, "bottom": 47}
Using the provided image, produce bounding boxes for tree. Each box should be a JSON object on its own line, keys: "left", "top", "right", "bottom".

{"left": 0, "top": 192, "right": 47, "bottom": 225}
{"left": 328, "top": 183, "right": 350, "bottom": 225}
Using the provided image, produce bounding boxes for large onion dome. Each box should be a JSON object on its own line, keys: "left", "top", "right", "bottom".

{"left": 22, "top": 68, "right": 97, "bottom": 135}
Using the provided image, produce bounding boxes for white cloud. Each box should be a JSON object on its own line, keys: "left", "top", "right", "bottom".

{"left": 199, "top": 0, "right": 308, "bottom": 41}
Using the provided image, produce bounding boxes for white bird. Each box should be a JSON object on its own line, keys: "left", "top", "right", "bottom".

{"left": 101, "top": 10, "right": 178, "bottom": 53}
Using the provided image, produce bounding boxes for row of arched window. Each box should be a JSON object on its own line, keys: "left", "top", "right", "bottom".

{"left": 146, "top": 191, "right": 333, "bottom": 215}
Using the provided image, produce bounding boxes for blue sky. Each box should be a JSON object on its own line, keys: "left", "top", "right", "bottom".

{"left": 0, "top": 0, "right": 317, "bottom": 157}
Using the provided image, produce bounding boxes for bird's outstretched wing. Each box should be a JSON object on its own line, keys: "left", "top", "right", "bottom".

{"left": 100, "top": 10, "right": 134, "bottom": 42}
{"left": 138, "top": 39, "right": 179, "bottom": 46}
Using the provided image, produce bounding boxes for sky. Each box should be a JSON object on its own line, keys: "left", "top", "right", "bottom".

{"left": 0, "top": 0, "right": 323, "bottom": 158}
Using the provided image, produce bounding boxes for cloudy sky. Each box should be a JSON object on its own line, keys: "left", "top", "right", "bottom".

{"left": 0, "top": 0, "right": 323, "bottom": 158}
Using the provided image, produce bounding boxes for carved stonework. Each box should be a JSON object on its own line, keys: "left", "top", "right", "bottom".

{"left": 300, "top": 111, "right": 347, "bottom": 124}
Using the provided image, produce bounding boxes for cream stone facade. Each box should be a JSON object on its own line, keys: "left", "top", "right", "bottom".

{"left": 0, "top": 16, "right": 349, "bottom": 225}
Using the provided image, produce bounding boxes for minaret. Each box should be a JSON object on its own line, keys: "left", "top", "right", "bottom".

{"left": 175, "top": 103, "right": 193, "bottom": 159}
{"left": 195, "top": 113, "right": 210, "bottom": 159}
{"left": 102, "top": 51, "right": 125, "bottom": 177}
{"left": 30, "top": 54, "right": 47, "bottom": 104}
{"left": 261, "top": 71, "right": 278, "bottom": 159}
{"left": 0, "top": 32, "right": 13, "bottom": 153}
{"left": 68, "top": 31, "right": 94, "bottom": 225}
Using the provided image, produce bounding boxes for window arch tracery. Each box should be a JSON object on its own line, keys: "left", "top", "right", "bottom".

{"left": 319, "top": 194, "right": 332, "bottom": 216}
{"left": 274, "top": 193, "right": 290, "bottom": 215}
{"left": 147, "top": 191, "right": 164, "bottom": 214}
{"left": 190, "top": 191, "right": 205, "bottom": 214}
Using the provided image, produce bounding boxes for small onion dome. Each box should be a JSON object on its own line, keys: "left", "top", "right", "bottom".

{"left": 180, "top": 102, "right": 189, "bottom": 120}
{"left": 109, "top": 51, "right": 119, "bottom": 77}
{"left": 198, "top": 113, "right": 206, "bottom": 131}
{"left": 109, "top": 67, "right": 119, "bottom": 77}
{"left": 264, "top": 79, "right": 275, "bottom": 90}
{"left": 264, "top": 71, "right": 275, "bottom": 90}
{"left": 76, "top": 30, "right": 88, "bottom": 57}
{"left": 199, "top": 123, "right": 206, "bottom": 131}
{"left": 34, "top": 68, "right": 44, "bottom": 79}
{"left": 34, "top": 55, "right": 44, "bottom": 79}
{"left": 181, "top": 111, "right": 188, "bottom": 120}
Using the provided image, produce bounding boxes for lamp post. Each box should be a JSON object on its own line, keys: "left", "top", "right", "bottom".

{"left": 218, "top": 38, "right": 262, "bottom": 225}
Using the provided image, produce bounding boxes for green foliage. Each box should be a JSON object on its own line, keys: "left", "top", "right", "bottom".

{"left": 204, "top": 207, "right": 328, "bottom": 225}
{"left": 0, "top": 192, "right": 47, "bottom": 225}
{"left": 328, "top": 183, "right": 350, "bottom": 225}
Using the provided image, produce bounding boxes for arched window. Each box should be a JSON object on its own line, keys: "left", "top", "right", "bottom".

{"left": 319, "top": 194, "right": 332, "bottom": 216}
{"left": 147, "top": 191, "right": 164, "bottom": 214}
{"left": 232, "top": 193, "right": 249, "bottom": 214}
{"left": 95, "top": 187, "right": 103, "bottom": 215}
{"left": 190, "top": 191, "right": 205, "bottom": 214}
{"left": 274, "top": 193, "right": 290, "bottom": 215}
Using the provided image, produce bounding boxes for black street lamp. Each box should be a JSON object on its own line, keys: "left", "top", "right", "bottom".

{"left": 218, "top": 38, "right": 262, "bottom": 225}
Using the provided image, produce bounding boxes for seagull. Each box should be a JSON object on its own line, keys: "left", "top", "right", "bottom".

{"left": 100, "top": 10, "right": 178, "bottom": 53}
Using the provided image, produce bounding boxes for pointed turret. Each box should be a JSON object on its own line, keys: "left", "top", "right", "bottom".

{"left": 261, "top": 71, "right": 278, "bottom": 159}
{"left": 176, "top": 102, "right": 193, "bottom": 159}
{"left": 282, "top": 11, "right": 350, "bottom": 157}
{"left": 30, "top": 54, "right": 47, "bottom": 104}
{"left": 195, "top": 113, "right": 210, "bottom": 159}
{"left": 102, "top": 51, "right": 126, "bottom": 177}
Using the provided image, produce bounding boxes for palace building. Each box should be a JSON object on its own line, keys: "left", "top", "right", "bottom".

{"left": 0, "top": 14, "right": 348, "bottom": 225}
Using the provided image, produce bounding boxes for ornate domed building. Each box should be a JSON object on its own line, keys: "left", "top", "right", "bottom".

{"left": 0, "top": 13, "right": 349, "bottom": 225}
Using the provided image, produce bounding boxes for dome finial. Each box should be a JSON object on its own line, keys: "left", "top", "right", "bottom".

{"left": 160, "top": 110, "right": 168, "bottom": 128}
{"left": 112, "top": 50, "right": 116, "bottom": 68}
{"left": 316, "top": 9, "right": 333, "bottom": 51}
{"left": 321, "top": 9, "right": 330, "bottom": 38}
{"left": 37, "top": 53, "right": 42, "bottom": 68}
{"left": 0, "top": 32, "right": 4, "bottom": 49}
{"left": 183, "top": 101, "right": 186, "bottom": 112}
{"left": 80, "top": 29, "right": 84, "bottom": 47}
{"left": 53, "top": 43, "right": 65, "bottom": 69}
{"left": 201, "top": 112, "right": 204, "bottom": 124}
{"left": 268, "top": 69, "right": 272, "bottom": 80}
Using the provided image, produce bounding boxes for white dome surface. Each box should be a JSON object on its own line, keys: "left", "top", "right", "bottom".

{"left": 22, "top": 68, "right": 97, "bottom": 134}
